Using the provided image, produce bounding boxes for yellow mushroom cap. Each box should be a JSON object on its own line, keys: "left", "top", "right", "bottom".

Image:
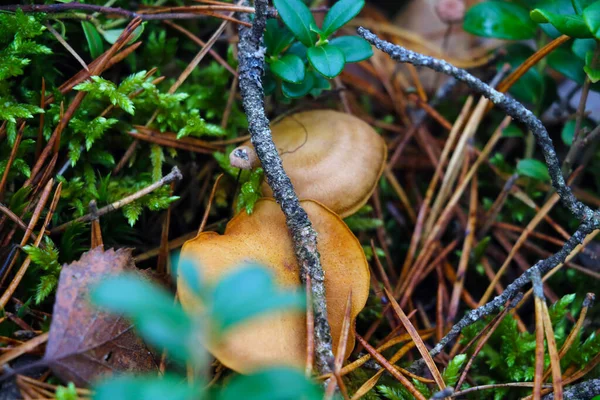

{"left": 178, "top": 199, "right": 370, "bottom": 373}
{"left": 232, "top": 110, "right": 387, "bottom": 218}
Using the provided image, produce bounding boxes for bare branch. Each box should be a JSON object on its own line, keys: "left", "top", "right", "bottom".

{"left": 236, "top": 0, "right": 333, "bottom": 374}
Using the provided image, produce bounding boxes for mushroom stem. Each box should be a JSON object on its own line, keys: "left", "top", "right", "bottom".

{"left": 236, "top": 0, "right": 334, "bottom": 375}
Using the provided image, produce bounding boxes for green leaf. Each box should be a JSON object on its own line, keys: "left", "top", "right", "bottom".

{"left": 584, "top": 49, "right": 600, "bottom": 82}
{"left": 93, "top": 374, "right": 201, "bottom": 400}
{"left": 517, "top": 158, "right": 551, "bottom": 181}
{"left": 264, "top": 19, "right": 295, "bottom": 56}
{"left": 443, "top": 354, "right": 467, "bottom": 386}
{"left": 561, "top": 118, "right": 594, "bottom": 144}
{"left": 309, "top": 70, "right": 332, "bottom": 97}
{"left": 81, "top": 21, "right": 104, "bottom": 59}
{"left": 102, "top": 23, "right": 145, "bottom": 44}
{"left": 463, "top": 2, "right": 537, "bottom": 40}
{"left": 502, "top": 125, "right": 524, "bottom": 138}
{"left": 499, "top": 44, "right": 545, "bottom": 104}
{"left": 531, "top": 9, "right": 592, "bottom": 38}
{"left": 286, "top": 42, "right": 308, "bottom": 62}
{"left": 219, "top": 368, "right": 322, "bottom": 400}
{"left": 322, "top": 0, "right": 365, "bottom": 36}
{"left": 572, "top": 38, "right": 596, "bottom": 59}
{"left": 177, "top": 258, "right": 205, "bottom": 301}
{"left": 282, "top": 71, "right": 315, "bottom": 98}
{"left": 329, "top": 35, "right": 373, "bottom": 63}
{"left": 273, "top": 0, "right": 317, "bottom": 47}
{"left": 92, "top": 274, "right": 193, "bottom": 364}
{"left": 573, "top": 0, "right": 596, "bottom": 14}
{"left": 583, "top": 1, "right": 600, "bottom": 38}
{"left": 270, "top": 54, "right": 305, "bottom": 83}
{"left": 307, "top": 44, "right": 345, "bottom": 78}
{"left": 547, "top": 47, "right": 586, "bottom": 84}
{"left": 208, "top": 264, "right": 306, "bottom": 334}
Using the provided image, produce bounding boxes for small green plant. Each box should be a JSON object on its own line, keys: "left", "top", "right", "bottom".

{"left": 263, "top": 0, "right": 373, "bottom": 98}
{"left": 89, "top": 260, "right": 320, "bottom": 400}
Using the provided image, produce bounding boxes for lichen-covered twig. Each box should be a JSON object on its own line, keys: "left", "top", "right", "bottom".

{"left": 358, "top": 27, "right": 596, "bottom": 223}
{"left": 357, "top": 27, "right": 600, "bottom": 374}
{"left": 237, "top": 0, "right": 333, "bottom": 374}
{"left": 543, "top": 378, "right": 600, "bottom": 400}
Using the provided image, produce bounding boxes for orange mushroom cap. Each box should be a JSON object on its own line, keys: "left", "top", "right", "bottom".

{"left": 230, "top": 110, "right": 387, "bottom": 218}
{"left": 178, "top": 198, "right": 370, "bottom": 373}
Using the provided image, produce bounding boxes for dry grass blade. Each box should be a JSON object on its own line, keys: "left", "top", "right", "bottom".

{"left": 495, "top": 35, "right": 570, "bottom": 96}
{"left": 384, "top": 288, "right": 446, "bottom": 392}
{"left": 355, "top": 333, "right": 427, "bottom": 400}
{"left": 541, "top": 301, "right": 563, "bottom": 400}
{"left": 424, "top": 95, "right": 487, "bottom": 237}
{"left": 198, "top": 174, "right": 223, "bottom": 234}
{"left": 447, "top": 173, "right": 477, "bottom": 321}
{"left": 325, "top": 291, "right": 353, "bottom": 400}
{"left": 0, "top": 179, "right": 54, "bottom": 287}
{"left": 0, "top": 181, "right": 62, "bottom": 308}
{"left": 45, "top": 23, "right": 88, "bottom": 71}
{"left": 0, "top": 122, "right": 25, "bottom": 201}
{"left": 479, "top": 193, "right": 562, "bottom": 305}
{"left": 0, "top": 332, "right": 48, "bottom": 367}
{"left": 533, "top": 271, "right": 546, "bottom": 400}
{"left": 383, "top": 166, "right": 416, "bottom": 222}
{"left": 542, "top": 293, "right": 594, "bottom": 383}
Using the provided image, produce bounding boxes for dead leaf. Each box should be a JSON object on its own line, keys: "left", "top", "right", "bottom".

{"left": 44, "top": 247, "right": 158, "bottom": 386}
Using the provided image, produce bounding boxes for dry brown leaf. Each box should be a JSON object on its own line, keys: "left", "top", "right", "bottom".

{"left": 44, "top": 247, "right": 158, "bottom": 386}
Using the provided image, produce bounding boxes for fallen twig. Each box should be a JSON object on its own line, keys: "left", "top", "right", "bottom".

{"left": 236, "top": 0, "right": 333, "bottom": 375}
{"left": 51, "top": 166, "right": 182, "bottom": 234}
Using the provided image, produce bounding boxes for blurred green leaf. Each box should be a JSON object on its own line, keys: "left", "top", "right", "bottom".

{"left": 92, "top": 274, "right": 193, "bottom": 364}
{"left": 464, "top": 2, "right": 537, "bottom": 40}
{"left": 531, "top": 9, "right": 591, "bottom": 37}
{"left": 329, "top": 35, "right": 373, "bottom": 63}
{"left": 499, "top": 44, "right": 545, "bottom": 104}
{"left": 94, "top": 374, "right": 201, "bottom": 400}
{"left": 209, "top": 265, "right": 306, "bottom": 334}
{"left": 81, "top": 21, "right": 103, "bottom": 59}
{"left": 218, "top": 368, "right": 322, "bottom": 400}
{"left": 583, "top": 1, "right": 600, "bottom": 38}
{"left": 307, "top": 44, "right": 345, "bottom": 78}
{"left": 584, "top": 48, "right": 600, "bottom": 82}
{"left": 102, "top": 23, "right": 145, "bottom": 45}
{"left": 572, "top": 38, "right": 596, "bottom": 59}
{"left": 322, "top": 0, "right": 365, "bottom": 36}
{"left": 561, "top": 118, "right": 594, "bottom": 145}
{"left": 547, "top": 47, "right": 586, "bottom": 84}
{"left": 517, "top": 158, "right": 551, "bottom": 181}
{"left": 273, "top": 0, "right": 316, "bottom": 47}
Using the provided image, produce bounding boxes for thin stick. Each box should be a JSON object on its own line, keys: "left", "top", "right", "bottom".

{"left": 358, "top": 27, "right": 594, "bottom": 220}
{"left": 532, "top": 269, "right": 547, "bottom": 400}
{"left": 51, "top": 166, "right": 182, "bottom": 233}
{"left": 198, "top": 174, "right": 223, "bottom": 234}
{"left": 237, "top": 0, "right": 333, "bottom": 374}
{"left": 384, "top": 288, "right": 446, "bottom": 392}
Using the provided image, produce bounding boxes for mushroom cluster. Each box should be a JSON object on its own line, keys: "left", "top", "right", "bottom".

{"left": 179, "top": 110, "right": 386, "bottom": 373}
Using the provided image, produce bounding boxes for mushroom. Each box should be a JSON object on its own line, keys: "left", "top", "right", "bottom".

{"left": 178, "top": 198, "right": 370, "bottom": 373}
{"left": 229, "top": 110, "right": 387, "bottom": 218}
